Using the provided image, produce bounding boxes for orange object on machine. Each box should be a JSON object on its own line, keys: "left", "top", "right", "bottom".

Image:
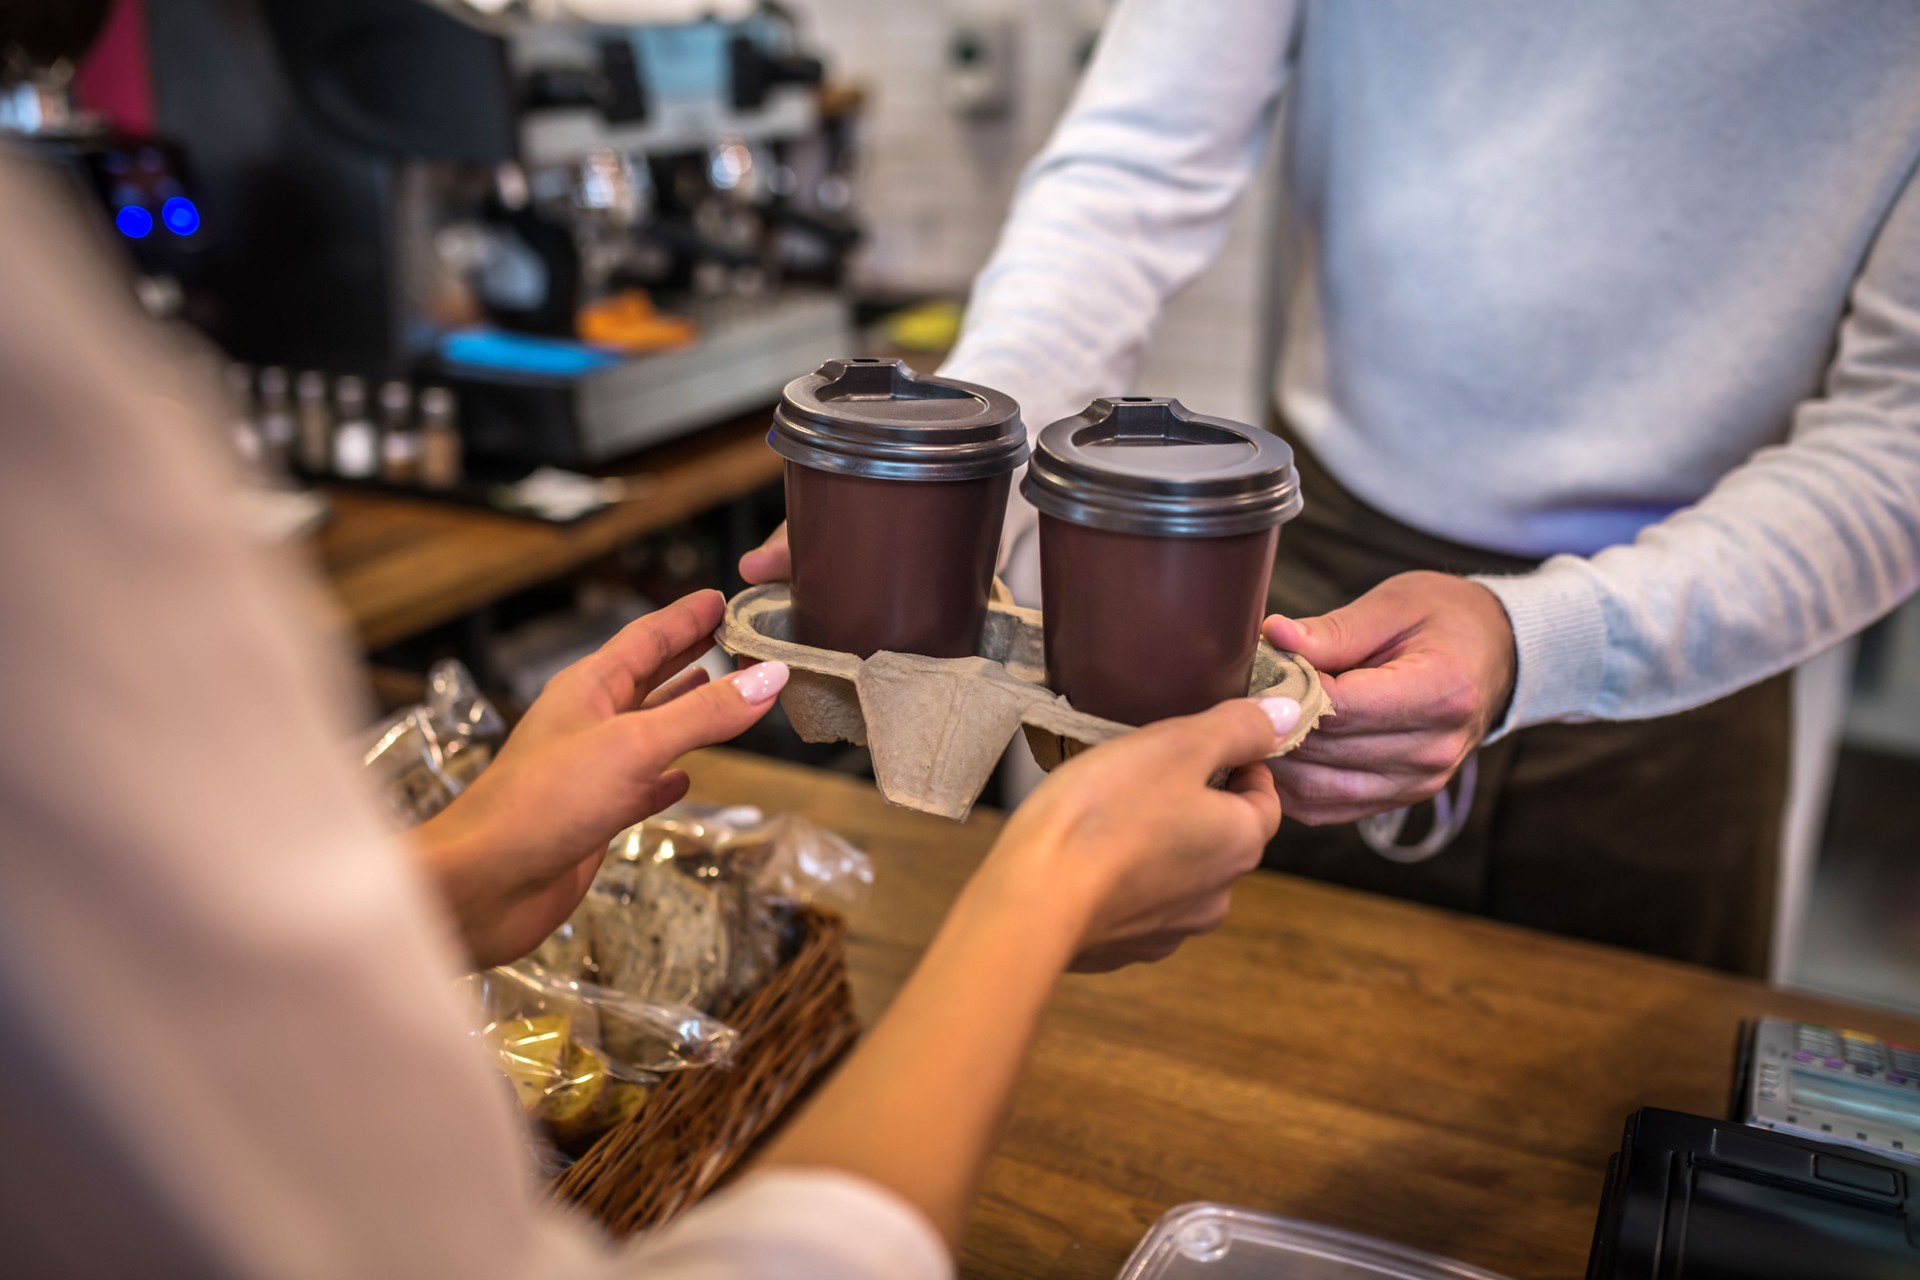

{"left": 577, "top": 291, "right": 699, "bottom": 353}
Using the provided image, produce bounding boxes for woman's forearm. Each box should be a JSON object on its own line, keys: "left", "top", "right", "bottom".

{"left": 757, "top": 842, "right": 1088, "bottom": 1247}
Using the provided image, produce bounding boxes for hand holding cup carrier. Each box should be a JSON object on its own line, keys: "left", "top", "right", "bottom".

{"left": 754, "top": 357, "right": 1311, "bottom": 769}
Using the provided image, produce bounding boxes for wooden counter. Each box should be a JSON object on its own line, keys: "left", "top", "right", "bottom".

{"left": 309, "top": 412, "right": 781, "bottom": 650}
{"left": 678, "top": 747, "right": 1920, "bottom": 1280}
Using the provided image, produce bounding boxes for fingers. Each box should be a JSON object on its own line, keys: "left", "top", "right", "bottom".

{"left": 1284, "top": 722, "right": 1463, "bottom": 775}
{"left": 584, "top": 591, "right": 727, "bottom": 710}
{"left": 1263, "top": 581, "right": 1419, "bottom": 673}
{"left": 1269, "top": 755, "right": 1443, "bottom": 825}
{"left": 1137, "top": 696, "right": 1304, "bottom": 776}
{"left": 739, "top": 523, "right": 791, "bottom": 585}
{"left": 1068, "top": 888, "right": 1237, "bottom": 973}
{"left": 641, "top": 664, "right": 711, "bottom": 709}
{"left": 1069, "top": 935, "right": 1184, "bottom": 973}
{"left": 618, "top": 659, "right": 790, "bottom": 771}
{"left": 1223, "top": 762, "right": 1283, "bottom": 840}
{"left": 649, "top": 767, "right": 691, "bottom": 812}
{"left": 1311, "top": 659, "right": 1480, "bottom": 738}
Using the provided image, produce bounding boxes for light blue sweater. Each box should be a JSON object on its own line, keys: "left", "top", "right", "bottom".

{"left": 943, "top": 0, "right": 1920, "bottom": 733}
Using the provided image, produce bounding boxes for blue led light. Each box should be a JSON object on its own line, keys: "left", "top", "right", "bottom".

{"left": 115, "top": 205, "right": 154, "bottom": 239}
{"left": 161, "top": 196, "right": 200, "bottom": 236}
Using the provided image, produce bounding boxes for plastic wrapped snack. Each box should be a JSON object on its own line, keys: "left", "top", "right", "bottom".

{"left": 463, "top": 972, "right": 670, "bottom": 1159}
{"left": 359, "top": 660, "right": 507, "bottom": 825}
{"left": 466, "top": 803, "right": 872, "bottom": 1157}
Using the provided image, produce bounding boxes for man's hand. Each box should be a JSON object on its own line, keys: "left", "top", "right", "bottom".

{"left": 739, "top": 522, "right": 791, "bottom": 584}
{"left": 412, "top": 590, "right": 787, "bottom": 969}
{"left": 1263, "top": 571, "right": 1516, "bottom": 826}
{"left": 983, "top": 696, "right": 1297, "bottom": 972}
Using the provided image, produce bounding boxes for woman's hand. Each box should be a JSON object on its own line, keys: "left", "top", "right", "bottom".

{"left": 412, "top": 590, "right": 788, "bottom": 969}
{"left": 759, "top": 694, "right": 1293, "bottom": 1245}
{"left": 979, "top": 695, "right": 1297, "bottom": 971}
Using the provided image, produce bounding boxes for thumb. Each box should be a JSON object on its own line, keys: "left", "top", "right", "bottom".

{"left": 620, "top": 659, "right": 790, "bottom": 769}
{"left": 740, "top": 522, "right": 791, "bottom": 585}
{"left": 1264, "top": 590, "right": 1406, "bottom": 673}
{"left": 1143, "top": 696, "right": 1304, "bottom": 777}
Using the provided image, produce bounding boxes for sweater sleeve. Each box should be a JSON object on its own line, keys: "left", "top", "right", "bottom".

{"left": 937, "top": 0, "right": 1300, "bottom": 586}
{"left": 1476, "top": 157, "right": 1920, "bottom": 733}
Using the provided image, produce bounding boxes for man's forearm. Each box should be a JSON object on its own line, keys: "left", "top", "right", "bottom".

{"left": 1473, "top": 155, "right": 1920, "bottom": 732}
{"left": 940, "top": 0, "right": 1298, "bottom": 442}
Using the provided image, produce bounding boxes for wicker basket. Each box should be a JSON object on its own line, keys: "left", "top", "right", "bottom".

{"left": 550, "top": 905, "right": 860, "bottom": 1235}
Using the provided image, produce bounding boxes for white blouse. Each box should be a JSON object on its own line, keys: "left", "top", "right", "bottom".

{"left": 0, "top": 162, "right": 949, "bottom": 1280}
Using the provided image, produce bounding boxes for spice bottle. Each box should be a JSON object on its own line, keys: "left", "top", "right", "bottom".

{"left": 419, "top": 387, "right": 463, "bottom": 490}
{"left": 378, "top": 380, "right": 421, "bottom": 485}
{"left": 332, "top": 376, "right": 378, "bottom": 479}
{"left": 256, "top": 366, "right": 296, "bottom": 473}
{"left": 222, "top": 361, "right": 262, "bottom": 467}
{"left": 295, "top": 371, "right": 333, "bottom": 474}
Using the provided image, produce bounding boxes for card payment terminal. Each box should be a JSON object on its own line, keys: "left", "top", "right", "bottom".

{"left": 1737, "top": 1016, "right": 1920, "bottom": 1165}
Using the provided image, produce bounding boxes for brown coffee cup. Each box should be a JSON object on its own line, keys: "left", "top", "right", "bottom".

{"left": 1022, "top": 397, "right": 1303, "bottom": 726}
{"left": 770, "top": 358, "right": 1027, "bottom": 659}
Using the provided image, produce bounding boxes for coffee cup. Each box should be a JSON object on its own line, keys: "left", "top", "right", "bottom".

{"left": 770, "top": 358, "right": 1027, "bottom": 658}
{"left": 1021, "top": 397, "right": 1302, "bottom": 725}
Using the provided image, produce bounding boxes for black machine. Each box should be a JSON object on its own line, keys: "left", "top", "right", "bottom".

{"left": 134, "top": 0, "right": 858, "bottom": 463}
{"left": 1587, "top": 1107, "right": 1920, "bottom": 1278}
{"left": 144, "top": 0, "right": 516, "bottom": 371}
{"left": 0, "top": 0, "right": 211, "bottom": 301}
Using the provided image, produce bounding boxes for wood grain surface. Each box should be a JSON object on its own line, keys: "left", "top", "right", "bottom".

{"left": 307, "top": 412, "right": 782, "bottom": 649}
{"left": 679, "top": 746, "right": 1920, "bottom": 1280}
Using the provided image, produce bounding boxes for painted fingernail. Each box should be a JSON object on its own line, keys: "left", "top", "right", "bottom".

{"left": 1260, "top": 696, "right": 1303, "bottom": 739}
{"left": 729, "top": 660, "right": 789, "bottom": 705}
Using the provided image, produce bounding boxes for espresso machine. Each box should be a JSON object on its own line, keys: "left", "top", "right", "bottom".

{"left": 140, "top": 0, "right": 858, "bottom": 465}
{"left": 0, "top": 0, "right": 212, "bottom": 319}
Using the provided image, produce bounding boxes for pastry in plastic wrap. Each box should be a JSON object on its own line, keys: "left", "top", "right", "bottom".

{"left": 463, "top": 803, "right": 874, "bottom": 1171}
{"left": 359, "top": 660, "right": 507, "bottom": 826}
{"left": 542, "top": 1041, "right": 610, "bottom": 1144}
{"left": 486, "top": 1015, "right": 569, "bottom": 1111}
{"left": 528, "top": 914, "right": 596, "bottom": 981}
{"left": 587, "top": 868, "right": 731, "bottom": 1060}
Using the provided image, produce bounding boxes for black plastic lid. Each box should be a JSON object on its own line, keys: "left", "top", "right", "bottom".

{"left": 770, "top": 357, "right": 1028, "bottom": 482}
{"left": 1022, "top": 397, "right": 1303, "bottom": 537}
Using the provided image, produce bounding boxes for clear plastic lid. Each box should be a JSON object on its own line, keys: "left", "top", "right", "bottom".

{"left": 1117, "top": 1204, "right": 1515, "bottom": 1280}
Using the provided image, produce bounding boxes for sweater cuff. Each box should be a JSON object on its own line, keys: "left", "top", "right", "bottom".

{"left": 1471, "top": 558, "right": 1611, "bottom": 739}
{"left": 623, "top": 1168, "right": 954, "bottom": 1280}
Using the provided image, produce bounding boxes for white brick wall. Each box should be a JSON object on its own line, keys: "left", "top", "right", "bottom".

{"left": 792, "top": 0, "right": 1282, "bottom": 426}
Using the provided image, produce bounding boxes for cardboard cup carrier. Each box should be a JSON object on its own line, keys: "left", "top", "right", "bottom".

{"left": 717, "top": 584, "right": 1326, "bottom": 821}
{"left": 725, "top": 369, "right": 1327, "bottom": 821}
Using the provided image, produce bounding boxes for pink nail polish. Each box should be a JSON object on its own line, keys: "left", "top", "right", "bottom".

{"left": 1260, "top": 696, "right": 1303, "bottom": 739}
{"left": 729, "top": 660, "right": 790, "bottom": 705}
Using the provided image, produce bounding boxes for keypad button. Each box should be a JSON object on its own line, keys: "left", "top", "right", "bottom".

{"left": 1799, "top": 1024, "right": 1839, "bottom": 1052}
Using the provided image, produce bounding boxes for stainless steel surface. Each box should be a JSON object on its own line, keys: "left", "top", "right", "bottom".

{"left": 574, "top": 290, "right": 852, "bottom": 462}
